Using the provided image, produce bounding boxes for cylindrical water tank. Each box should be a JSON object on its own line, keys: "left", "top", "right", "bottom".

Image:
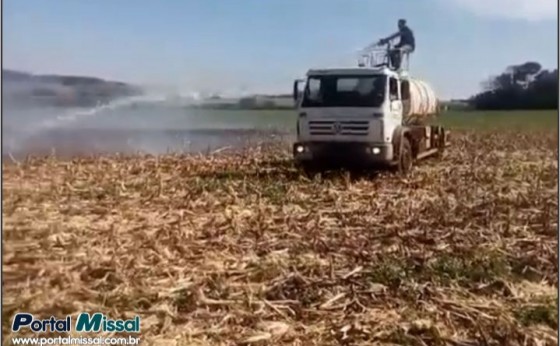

{"left": 403, "top": 78, "right": 439, "bottom": 124}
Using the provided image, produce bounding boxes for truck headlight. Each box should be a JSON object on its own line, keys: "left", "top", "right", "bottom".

{"left": 296, "top": 145, "right": 305, "bottom": 153}
{"left": 372, "top": 147, "right": 381, "bottom": 155}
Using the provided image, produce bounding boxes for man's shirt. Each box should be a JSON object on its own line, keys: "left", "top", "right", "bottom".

{"left": 398, "top": 26, "right": 415, "bottom": 49}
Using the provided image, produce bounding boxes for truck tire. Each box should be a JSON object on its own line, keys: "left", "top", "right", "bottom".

{"left": 398, "top": 136, "right": 413, "bottom": 175}
{"left": 435, "top": 127, "right": 446, "bottom": 159}
{"left": 301, "top": 162, "right": 319, "bottom": 178}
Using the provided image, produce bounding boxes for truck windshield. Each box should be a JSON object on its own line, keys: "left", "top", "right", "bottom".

{"left": 301, "top": 75, "right": 386, "bottom": 108}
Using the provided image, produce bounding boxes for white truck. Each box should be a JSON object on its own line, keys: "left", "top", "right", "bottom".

{"left": 291, "top": 44, "right": 449, "bottom": 175}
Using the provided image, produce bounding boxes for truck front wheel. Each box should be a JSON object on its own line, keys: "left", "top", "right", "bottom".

{"left": 397, "top": 137, "right": 413, "bottom": 175}
{"left": 300, "top": 162, "right": 319, "bottom": 178}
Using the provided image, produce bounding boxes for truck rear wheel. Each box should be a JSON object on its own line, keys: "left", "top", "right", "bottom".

{"left": 398, "top": 137, "right": 413, "bottom": 175}
{"left": 435, "top": 127, "right": 446, "bottom": 159}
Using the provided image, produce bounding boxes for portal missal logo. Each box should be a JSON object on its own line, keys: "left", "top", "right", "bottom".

{"left": 12, "top": 312, "right": 141, "bottom": 333}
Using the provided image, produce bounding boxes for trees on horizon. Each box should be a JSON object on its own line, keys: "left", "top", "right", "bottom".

{"left": 470, "top": 62, "right": 558, "bottom": 110}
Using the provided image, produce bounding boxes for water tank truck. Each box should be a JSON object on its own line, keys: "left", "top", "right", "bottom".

{"left": 292, "top": 42, "right": 450, "bottom": 175}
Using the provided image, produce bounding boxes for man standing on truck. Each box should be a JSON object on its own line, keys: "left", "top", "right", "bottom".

{"left": 378, "top": 19, "right": 415, "bottom": 70}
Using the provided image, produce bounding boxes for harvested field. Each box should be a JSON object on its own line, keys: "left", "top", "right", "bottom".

{"left": 2, "top": 127, "right": 558, "bottom": 345}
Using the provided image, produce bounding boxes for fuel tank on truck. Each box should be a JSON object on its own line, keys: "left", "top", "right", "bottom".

{"left": 403, "top": 78, "right": 439, "bottom": 125}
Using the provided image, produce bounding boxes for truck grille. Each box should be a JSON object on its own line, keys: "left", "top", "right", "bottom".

{"left": 308, "top": 120, "right": 369, "bottom": 136}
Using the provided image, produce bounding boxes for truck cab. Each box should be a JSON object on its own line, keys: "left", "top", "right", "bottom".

{"left": 291, "top": 64, "right": 448, "bottom": 175}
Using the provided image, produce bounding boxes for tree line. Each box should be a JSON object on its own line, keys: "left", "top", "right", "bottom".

{"left": 469, "top": 62, "right": 558, "bottom": 110}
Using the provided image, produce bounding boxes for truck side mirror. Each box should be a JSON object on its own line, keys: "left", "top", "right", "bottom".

{"left": 293, "top": 79, "right": 305, "bottom": 102}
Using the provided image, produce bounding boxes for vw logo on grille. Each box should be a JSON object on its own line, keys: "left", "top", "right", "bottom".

{"left": 333, "top": 122, "right": 342, "bottom": 134}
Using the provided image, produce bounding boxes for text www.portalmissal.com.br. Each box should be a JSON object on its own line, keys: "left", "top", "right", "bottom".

{"left": 11, "top": 336, "right": 140, "bottom": 345}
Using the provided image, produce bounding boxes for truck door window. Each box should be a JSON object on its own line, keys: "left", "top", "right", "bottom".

{"left": 401, "top": 80, "right": 411, "bottom": 114}
{"left": 389, "top": 78, "right": 399, "bottom": 101}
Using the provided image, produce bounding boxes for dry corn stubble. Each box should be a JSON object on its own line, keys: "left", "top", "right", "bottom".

{"left": 2, "top": 129, "right": 558, "bottom": 346}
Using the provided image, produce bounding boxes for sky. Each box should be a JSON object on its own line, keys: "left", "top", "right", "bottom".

{"left": 3, "top": 0, "right": 559, "bottom": 99}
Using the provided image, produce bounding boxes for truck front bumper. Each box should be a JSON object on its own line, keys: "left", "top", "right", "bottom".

{"left": 293, "top": 141, "right": 395, "bottom": 168}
